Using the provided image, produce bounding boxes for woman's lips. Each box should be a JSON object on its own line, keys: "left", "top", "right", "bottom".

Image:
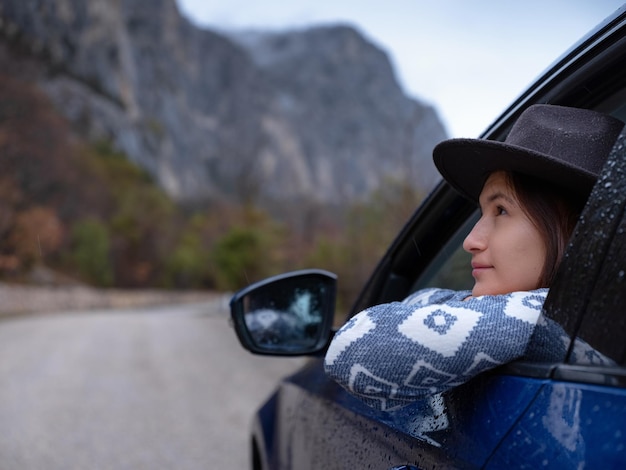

{"left": 471, "top": 263, "right": 492, "bottom": 277}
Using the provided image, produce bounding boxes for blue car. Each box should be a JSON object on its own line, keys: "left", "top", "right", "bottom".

{"left": 230, "top": 6, "right": 626, "bottom": 469}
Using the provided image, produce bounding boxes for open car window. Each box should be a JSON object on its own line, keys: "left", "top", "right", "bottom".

{"left": 406, "top": 75, "right": 626, "bottom": 370}
{"left": 411, "top": 212, "right": 476, "bottom": 292}
{"left": 408, "top": 128, "right": 626, "bottom": 369}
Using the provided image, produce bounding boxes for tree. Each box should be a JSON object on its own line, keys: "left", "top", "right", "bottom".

{"left": 211, "top": 207, "right": 285, "bottom": 291}
{"left": 10, "top": 207, "right": 64, "bottom": 268}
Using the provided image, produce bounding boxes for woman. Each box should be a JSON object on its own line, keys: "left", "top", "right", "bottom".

{"left": 324, "top": 104, "right": 624, "bottom": 411}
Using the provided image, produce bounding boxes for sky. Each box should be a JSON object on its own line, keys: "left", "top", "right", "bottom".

{"left": 177, "top": 0, "right": 625, "bottom": 138}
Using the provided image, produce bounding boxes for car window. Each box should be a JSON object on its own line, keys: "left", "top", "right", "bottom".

{"left": 413, "top": 77, "right": 626, "bottom": 368}
{"left": 412, "top": 212, "right": 476, "bottom": 292}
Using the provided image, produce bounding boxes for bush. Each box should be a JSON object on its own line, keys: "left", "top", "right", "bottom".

{"left": 162, "top": 231, "right": 211, "bottom": 288}
{"left": 68, "top": 219, "right": 114, "bottom": 286}
{"left": 211, "top": 224, "right": 279, "bottom": 291}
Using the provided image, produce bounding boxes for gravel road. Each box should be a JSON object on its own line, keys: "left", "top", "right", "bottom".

{"left": 0, "top": 297, "right": 306, "bottom": 469}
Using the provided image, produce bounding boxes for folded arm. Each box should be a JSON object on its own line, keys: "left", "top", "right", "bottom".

{"left": 324, "top": 288, "right": 549, "bottom": 411}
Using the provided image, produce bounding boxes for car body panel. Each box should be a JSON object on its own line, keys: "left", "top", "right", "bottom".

{"left": 486, "top": 382, "right": 626, "bottom": 468}
{"left": 253, "top": 359, "right": 554, "bottom": 469}
{"left": 260, "top": 359, "right": 464, "bottom": 469}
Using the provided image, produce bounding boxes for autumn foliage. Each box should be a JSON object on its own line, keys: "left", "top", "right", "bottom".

{"left": 0, "top": 74, "right": 423, "bottom": 310}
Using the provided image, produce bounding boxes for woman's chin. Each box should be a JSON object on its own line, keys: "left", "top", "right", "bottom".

{"left": 472, "top": 284, "right": 505, "bottom": 297}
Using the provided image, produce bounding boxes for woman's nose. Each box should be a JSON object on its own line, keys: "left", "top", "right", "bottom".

{"left": 463, "top": 218, "right": 487, "bottom": 253}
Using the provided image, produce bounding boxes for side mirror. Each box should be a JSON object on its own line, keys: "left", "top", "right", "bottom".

{"left": 230, "top": 269, "right": 337, "bottom": 356}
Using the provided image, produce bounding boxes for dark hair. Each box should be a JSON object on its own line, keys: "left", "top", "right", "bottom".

{"left": 505, "top": 172, "right": 587, "bottom": 288}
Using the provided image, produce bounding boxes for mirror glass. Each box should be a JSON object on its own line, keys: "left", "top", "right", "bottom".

{"left": 231, "top": 270, "right": 336, "bottom": 354}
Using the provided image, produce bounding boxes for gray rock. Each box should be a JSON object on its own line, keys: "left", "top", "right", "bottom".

{"left": 0, "top": 0, "right": 447, "bottom": 206}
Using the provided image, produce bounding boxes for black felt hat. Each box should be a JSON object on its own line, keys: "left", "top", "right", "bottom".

{"left": 433, "top": 104, "right": 624, "bottom": 202}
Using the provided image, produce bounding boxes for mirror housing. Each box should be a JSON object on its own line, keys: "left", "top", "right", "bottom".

{"left": 230, "top": 269, "right": 337, "bottom": 356}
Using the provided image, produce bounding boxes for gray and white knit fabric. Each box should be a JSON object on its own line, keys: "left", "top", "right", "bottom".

{"left": 324, "top": 288, "right": 548, "bottom": 411}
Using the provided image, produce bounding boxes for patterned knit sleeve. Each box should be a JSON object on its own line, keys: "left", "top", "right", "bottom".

{"left": 324, "top": 288, "right": 548, "bottom": 411}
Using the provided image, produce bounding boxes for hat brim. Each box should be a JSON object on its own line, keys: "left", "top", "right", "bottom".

{"left": 433, "top": 138, "right": 598, "bottom": 202}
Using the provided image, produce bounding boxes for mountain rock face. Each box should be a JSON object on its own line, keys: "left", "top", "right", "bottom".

{"left": 0, "top": 0, "right": 447, "bottom": 206}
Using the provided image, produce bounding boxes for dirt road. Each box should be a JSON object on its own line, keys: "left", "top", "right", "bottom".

{"left": 0, "top": 298, "right": 306, "bottom": 469}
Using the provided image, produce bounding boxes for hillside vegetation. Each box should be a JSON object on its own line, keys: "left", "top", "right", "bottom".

{"left": 0, "top": 74, "right": 424, "bottom": 311}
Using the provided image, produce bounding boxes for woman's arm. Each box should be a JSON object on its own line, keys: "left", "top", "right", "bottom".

{"left": 324, "top": 288, "right": 548, "bottom": 411}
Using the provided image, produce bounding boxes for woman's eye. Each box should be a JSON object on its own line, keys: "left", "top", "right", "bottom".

{"left": 496, "top": 206, "right": 508, "bottom": 216}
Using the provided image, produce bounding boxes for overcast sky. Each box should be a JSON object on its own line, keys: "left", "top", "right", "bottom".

{"left": 177, "top": 0, "right": 625, "bottom": 138}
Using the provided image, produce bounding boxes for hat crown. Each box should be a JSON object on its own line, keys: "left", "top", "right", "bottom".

{"left": 505, "top": 104, "right": 622, "bottom": 177}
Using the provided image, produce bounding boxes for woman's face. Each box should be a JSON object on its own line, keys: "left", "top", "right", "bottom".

{"left": 463, "top": 171, "right": 546, "bottom": 297}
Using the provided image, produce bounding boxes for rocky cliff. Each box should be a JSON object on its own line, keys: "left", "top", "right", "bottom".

{"left": 0, "top": 0, "right": 447, "bottom": 206}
